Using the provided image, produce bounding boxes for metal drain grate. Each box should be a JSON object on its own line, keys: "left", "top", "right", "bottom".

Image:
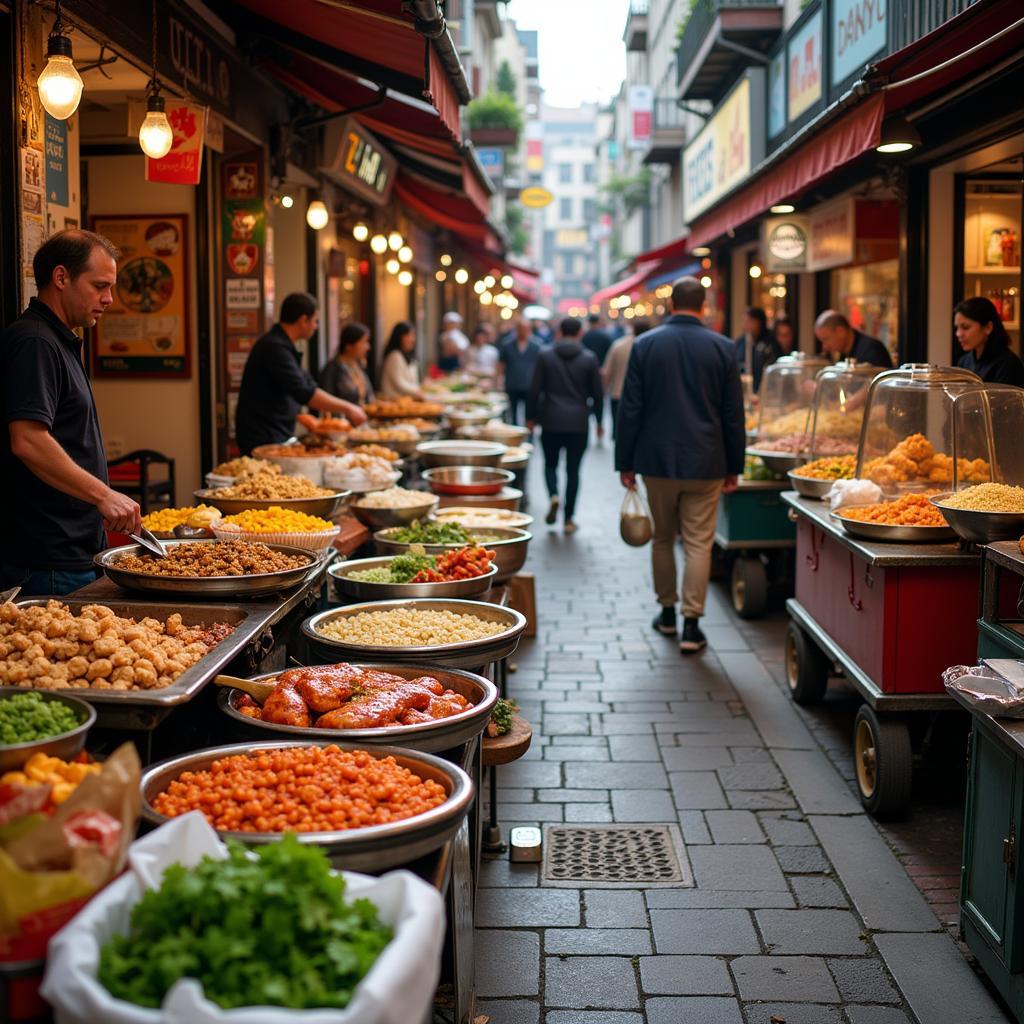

{"left": 541, "top": 824, "right": 693, "bottom": 888}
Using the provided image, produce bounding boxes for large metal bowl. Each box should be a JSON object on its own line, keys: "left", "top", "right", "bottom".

{"left": 217, "top": 664, "right": 498, "bottom": 752}
{"left": 95, "top": 539, "right": 318, "bottom": 597}
{"left": 787, "top": 471, "right": 835, "bottom": 500}
{"left": 929, "top": 491, "right": 1024, "bottom": 544}
{"left": 330, "top": 556, "right": 497, "bottom": 600}
{"left": 193, "top": 488, "right": 349, "bottom": 517}
{"left": 416, "top": 440, "right": 507, "bottom": 468}
{"left": 445, "top": 407, "right": 495, "bottom": 428}
{"left": 374, "top": 526, "right": 531, "bottom": 583}
{"left": 0, "top": 688, "right": 96, "bottom": 772}
{"left": 345, "top": 433, "right": 420, "bottom": 457}
{"left": 349, "top": 494, "right": 439, "bottom": 530}
{"left": 303, "top": 598, "right": 527, "bottom": 669}
{"left": 830, "top": 509, "right": 956, "bottom": 543}
{"left": 140, "top": 740, "right": 474, "bottom": 870}
{"left": 423, "top": 466, "right": 516, "bottom": 496}
{"left": 433, "top": 507, "right": 534, "bottom": 530}
{"left": 458, "top": 424, "right": 531, "bottom": 446}
{"left": 746, "top": 447, "right": 807, "bottom": 475}
{"left": 437, "top": 487, "right": 523, "bottom": 511}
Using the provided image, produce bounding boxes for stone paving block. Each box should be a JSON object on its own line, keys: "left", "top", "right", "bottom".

{"left": 667, "top": 700, "right": 735, "bottom": 718}
{"left": 611, "top": 789, "right": 678, "bottom": 822}
{"left": 475, "top": 929, "right": 540, "bottom": 997}
{"left": 543, "top": 956, "right": 639, "bottom": 1009}
{"left": 645, "top": 996, "right": 743, "bottom": 1024}
{"left": 479, "top": 857, "right": 539, "bottom": 888}
{"left": 731, "top": 955, "right": 839, "bottom": 1002}
{"left": 544, "top": 929, "right": 652, "bottom": 955}
{"left": 499, "top": 803, "right": 565, "bottom": 822}
{"left": 670, "top": 771, "right": 729, "bottom": 809}
{"left": 874, "top": 932, "right": 1008, "bottom": 1024}
{"left": 650, "top": 909, "right": 761, "bottom": 954}
{"left": 727, "top": 790, "right": 798, "bottom": 810}
{"left": 501, "top": 761, "right": 564, "bottom": 788}
{"left": 610, "top": 701, "right": 674, "bottom": 714}
{"left": 477, "top": 1000, "right": 541, "bottom": 1024}
{"left": 844, "top": 1008, "right": 914, "bottom": 1024}
{"left": 565, "top": 762, "right": 669, "bottom": 790}
{"left": 755, "top": 909, "right": 867, "bottom": 955}
{"left": 496, "top": 788, "right": 538, "bottom": 802}
{"left": 545, "top": 700, "right": 610, "bottom": 714}
{"left": 690, "top": 845, "right": 788, "bottom": 892}
{"left": 810, "top": 816, "right": 939, "bottom": 932}
{"left": 544, "top": 714, "right": 594, "bottom": 736}
{"left": 774, "top": 845, "right": 831, "bottom": 874}
{"left": 790, "top": 876, "right": 848, "bottom": 908}
{"left": 758, "top": 812, "right": 817, "bottom": 846}
{"left": 476, "top": 888, "right": 580, "bottom": 927}
{"left": 584, "top": 889, "right": 648, "bottom": 928}
{"left": 661, "top": 746, "right": 735, "bottom": 771}
{"left": 550, "top": 736, "right": 606, "bottom": 745}
{"left": 647, "top": 889, "right": 795, "bottom": 909}
{"left": 827, "top": 957, "right": 900, "bottom": 1003}
{"left": 638, "top": 955, "right": 733, "bottom": 995}
{"left": 717, "top": 763, "right": 784, "bottom": 791}
{"left": 742, "top": 1003, "right": 843, "bottom": 1024}
{"left": 544, "top": 745, "right": 610, "bottom": 762}
{"left": 538, "top": 789, "right": 611, "bottom": 803}
{"left": 702, "top": 624, "right": 750, "bottom": 651}
{"left": 607, "top": 735, "right": 662, "bottom": 761}
{"left": 545, "top": 1013, "right": 643, "bottom": 1024}
{"left": 730, "top": 746, "right": 773, "bottom": 763}
{"left": 565, "top": 803, "right": 614, "bottom": 822}
{"left": 705, "top": 810, "right": 766, "bottom": 844}
{"left": 678, "top": 810, "right": 712, "bottom": 844}
{"left": 773, "top": 750, "right": 862, "bottom": 814}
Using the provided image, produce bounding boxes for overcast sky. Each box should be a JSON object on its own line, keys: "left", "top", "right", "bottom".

{"left": 505, "top": 0, "right": 630, "bottom": 108}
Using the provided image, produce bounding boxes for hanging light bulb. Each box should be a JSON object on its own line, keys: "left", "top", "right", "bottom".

{"left": 484, "top": 275, "right": 496, "bottom": 288}
{"left": 454, "top": 268, "right": 469, "bottom": 284}
{"left": 398, "top": 269, "right": 413, "bottom": 287}
{"left": 385, "top": 258, "right": 400, "bottom": 275}
{"left": 480, "top": 291, "right": 493, "bottom": 305}
{"left": 501, "top": 274, "right": 514, "bottom": 289}
{"left": 37, "top": 2, "right": 83, "bottom": 120}
{"left": 139, "top": 91, "right": 174, "bottom": 158}
{"left": 388, "top": 231, "right": 403, "bottom": 251}
{"left": 748, "top": 264, "right": 763, "bottom": 279}
{"left": 435, "top": 270, "right": 447, "bottom": 282}
{"left": 500, "top": 307, "right": 514, "bottom": 320}
{"left": 306, "top": 200, "right": 329, "bottom": 230}
{"left": 473, "top": 280, "right": 486, "bottom": 295}
{"left": 398, "top": 245, "right": 413, "bottom": 263}
{"left": 700, "top": 275, "right": 713, "bottom": 288}
{"left": 352, "top": 222, "right": 369, "bottom": 242}
{"left": 280, "top": 194, "right": 294, "bottom": 209}
{"left": 370, "top": 234, "right": 388, "bottom": 255}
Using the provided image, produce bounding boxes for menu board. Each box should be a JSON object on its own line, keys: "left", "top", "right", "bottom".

{"left": 90, "top": 214, "right": 190, "bottom": 377}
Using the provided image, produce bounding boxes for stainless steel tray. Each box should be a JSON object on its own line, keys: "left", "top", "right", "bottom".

{"left": 830, "top": 511, "right": 956, "bottom": 543}
{"left": 747, "top": 447, "right": 806, "bottom": 475}
{"left": 349, "top": 495, "right": 439, "bottom": 531}
{"left": 374, "top": 526, "right": 530, "bottom": 583}
{"left": 0, "top": 687, "right": 96, "bottom": 772}
{"left": 930, "top": 492, "right": 1024, "bottom": 544}
{"left": 140, "top": 740, "right": 474, "bottom": 870}
{"left": 10, "top": 598, "right": 272, "bottom": 707}
{"left": 786, "top": 471, "right": 834, "bottom": 499}
{"left": 303, "top": 598, "right": 527, "bottom": 669}
{"left": 330, "top": 557, "right": 497, "bottom": 600}
{"left": 193, "top": 489, "right": 350, "bottom": 517}
{"left": 217, "top": 664, "right": 498, "bottom": 752}
{"left": 96, "top": 539, "right": 318, "bottom": 597}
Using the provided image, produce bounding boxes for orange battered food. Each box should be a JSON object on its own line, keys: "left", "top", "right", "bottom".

{"left": 838, "top": 493, "right": 948, "bottom": 527}
{"left": 862, "top": 433, "right": 990, "bottom": 488}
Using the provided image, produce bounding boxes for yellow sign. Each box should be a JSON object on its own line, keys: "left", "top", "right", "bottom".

{"left": 520, "top": 186, "right": 554, "bottom": 209}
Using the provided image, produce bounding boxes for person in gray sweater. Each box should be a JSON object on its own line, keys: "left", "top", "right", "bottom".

{"left": 527, "top": 317, "right": 603, "bottom": 534}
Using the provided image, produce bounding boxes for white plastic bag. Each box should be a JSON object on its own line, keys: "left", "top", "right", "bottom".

{"left": 828, "top": 478, "right": 883, "bottom": 511}
{"left": 620, "top": 486, "right": 653, "bottom": 547}
{"left": 41, "top": 813, "right": 445, "bottom": 1024}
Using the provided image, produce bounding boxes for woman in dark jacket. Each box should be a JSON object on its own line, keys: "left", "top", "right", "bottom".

{"left": 955, "top": 297, "right": 1024, "bottom": 386}
{"left": 319, "top": 322, "right": 375, "bottom": 405}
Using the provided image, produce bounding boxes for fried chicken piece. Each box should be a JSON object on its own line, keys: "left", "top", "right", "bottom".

{"left": 282, "top": 664, "right": 363, "bottom": 713}
{"left": 314, "top": 681, "right": 433, "bottom": 729}
{"left": 261, "top": 678, "right": 311, "bottom": 728}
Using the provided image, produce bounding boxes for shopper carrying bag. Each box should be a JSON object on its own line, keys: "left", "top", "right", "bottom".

{"left": 620, "top": 485, "right": 653, "bottom": 546}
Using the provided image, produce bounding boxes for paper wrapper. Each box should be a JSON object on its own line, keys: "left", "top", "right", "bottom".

{"left": 41, "top": 812, "right": 445, "bottom": 1024}
{"left": 211, "top": 526, "right": 341, "bottom": 552}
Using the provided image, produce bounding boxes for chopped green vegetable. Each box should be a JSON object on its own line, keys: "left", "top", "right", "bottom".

{"left": 0, "top": 692, "right": 80, "bottom": 745}
{"left": 388, "top": 520, "right": 474, "bottom": 545}
{"left": 348, "top": 548, "right": 437, "bottom": 584}
{"left": 98, "top": 834, "right": 393, "bottom": 1010}
{"left": 490, "top": 698, "right": 518, "bottom": 736}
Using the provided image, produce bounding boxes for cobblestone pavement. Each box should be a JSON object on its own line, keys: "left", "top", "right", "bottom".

{"left": 475, "top": 439, "right": 1009, "bottom": 1024}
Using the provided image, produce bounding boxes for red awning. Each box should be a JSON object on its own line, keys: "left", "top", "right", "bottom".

{"left": 686, "top": 94, "right": 885, "bottom": 248}
{"left": 635, "top": 234, "right": 691, "bottom": 265}
{"left": 591, "top": 261, "right": 661, "bottom": 305}
{"left": 394, "top": 175, "right": 500, "bottom": 251}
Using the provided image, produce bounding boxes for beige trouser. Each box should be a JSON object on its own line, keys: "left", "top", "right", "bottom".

{"left": 644, "top": 476, "right": 724, "bottom": 618}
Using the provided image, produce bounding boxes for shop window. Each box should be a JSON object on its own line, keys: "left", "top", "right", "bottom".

{"left": 831, "top": 259, "right": 899, "bottom": 357}
{"left": 583, "top": 163, "right": 597, "bottom": 183}
{"left": 560, "top": 197, "right": 573, "bottom": 221}
{"left": 558, "top": 163, "right": 573, "bottom": 184}
{"left": 583, "top": 198, "right": 597, "bottom": 222}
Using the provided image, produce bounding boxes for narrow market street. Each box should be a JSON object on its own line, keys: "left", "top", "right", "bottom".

{"left": 477, "top": 442, "right": 1010, "bottom": 1024}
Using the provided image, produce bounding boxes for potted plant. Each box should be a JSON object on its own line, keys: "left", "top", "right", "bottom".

{"left": 466, "top": 91, "right": 523, "bottom": 147}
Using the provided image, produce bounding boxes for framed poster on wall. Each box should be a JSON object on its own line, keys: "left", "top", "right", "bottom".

{"left": 89, "top": 213, "right": 191, "bottom": 378}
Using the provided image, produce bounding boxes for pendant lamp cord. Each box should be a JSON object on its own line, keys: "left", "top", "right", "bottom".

{"left": 149, "top": 0, "right": 158, "bottom": 95}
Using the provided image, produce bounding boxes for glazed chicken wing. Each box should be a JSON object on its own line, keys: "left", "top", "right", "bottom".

{"left": 399, "top": 691, "right": 469, "bottom": 723}
{"left": 261, "top": 678, "right": 311, "bottom": 728}
{"left": 314, "top": 681, "right": 433, "bottom": 729}
{"left": 285, "top": 664, "right": 362, "bottom": 713}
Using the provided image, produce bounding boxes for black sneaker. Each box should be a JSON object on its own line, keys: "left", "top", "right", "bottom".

{"left": 652, "top": 606, "right": 677, "bottom": 636}
{"left": 679, "top": 618, "right": 707, "bottom": 654}
{"left": 545, "top": 496, "right": 560, "bottom": 525}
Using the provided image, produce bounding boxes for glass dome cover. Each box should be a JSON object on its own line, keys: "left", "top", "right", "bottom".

{"left": 946, "top": 385, "right": 1024, "bottom": 491}
{"left": 755, "top": 353, "right": 830, "bottom": 442}
{"left": 804, "top": 360, "right": 881, "bottom": 458}
{"left": 854, "top": 364, "right": 984, "bottom": 494}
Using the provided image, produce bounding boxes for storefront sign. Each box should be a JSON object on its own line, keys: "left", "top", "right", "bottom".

{"left": 683, "top": 71, "right": 764, "bottom": 222}
{"left": 768, "top": 51, "right": 786, "bottom": 138}
{"left": 556, "top": 228, "right": 589, "bottom": 248}
{"left": 763, "top": 216, "right": 810, "bottom": 271}
{"left": 832, "top": 0, "right": 887, "bottom": 86}
{"left": 477, "top": 147, "right": 505, "bottom": 181}
{"left": 168, "top": 11, "right": 232, "bottom": 112}
{"left": 323, "top": 118, "right": 396, "bottom": 206}
{"left": 146, "top": 101, "right": 208, "bottom": 185}
{"left": 520, "top": 186, "right": 554, "bottom": 209}
{"left": 808, "top": 198, "right": 855, "bottom": 271}
{"left": 90, "top": 214, "right": 191, "bottom": 377}
{"left": 628, "top": 85, "right": 653, "bottom": 150}
{"left": 788, "top": 10, "right": 822, "bottom": 122}
{"left": 43, "top": 115, "right": 68, "bottom": 206}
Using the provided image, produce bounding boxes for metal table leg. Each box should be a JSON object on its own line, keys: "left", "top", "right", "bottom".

{"left": 482, "top": 656, "right": 508, "bottom": 853}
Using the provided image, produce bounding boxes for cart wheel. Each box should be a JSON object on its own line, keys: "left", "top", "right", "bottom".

{"left": 731, "top": 556, "right": 767, "bottom": 619}
{"left": 784, "top": 623, "right": 829, "bottom": 705}
{"left": 853, "top": 704, "right": 912, "bottom": 820}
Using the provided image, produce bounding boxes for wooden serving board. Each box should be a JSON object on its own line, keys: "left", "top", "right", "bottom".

{"left": 482, "top": 715, "right": 532, "bottom": 766}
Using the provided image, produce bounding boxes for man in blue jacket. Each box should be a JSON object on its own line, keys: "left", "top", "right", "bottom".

{"left": 615, "top": 277, "right": 744, "bottom": 653}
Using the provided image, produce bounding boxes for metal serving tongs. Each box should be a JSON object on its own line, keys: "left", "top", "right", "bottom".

{"left": 0, "top": 585, "right": 21, "bottom": 605}
{"left": 129, "top": 525, "right": 169, "bottom": 558}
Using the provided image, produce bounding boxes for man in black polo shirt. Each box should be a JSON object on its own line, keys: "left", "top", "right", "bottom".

{"left": 0, "top": 230, "right": 141, "bottom": 595}
{"left": 814, "top": 309, "right": 893, "bottom": 368}
{"left": 234, "top": 293, "right": 367, "bottom": 454}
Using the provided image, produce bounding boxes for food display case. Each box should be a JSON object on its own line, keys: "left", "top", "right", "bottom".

{"left": 804, "top": 360, "right": 880, "bottom": 458}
